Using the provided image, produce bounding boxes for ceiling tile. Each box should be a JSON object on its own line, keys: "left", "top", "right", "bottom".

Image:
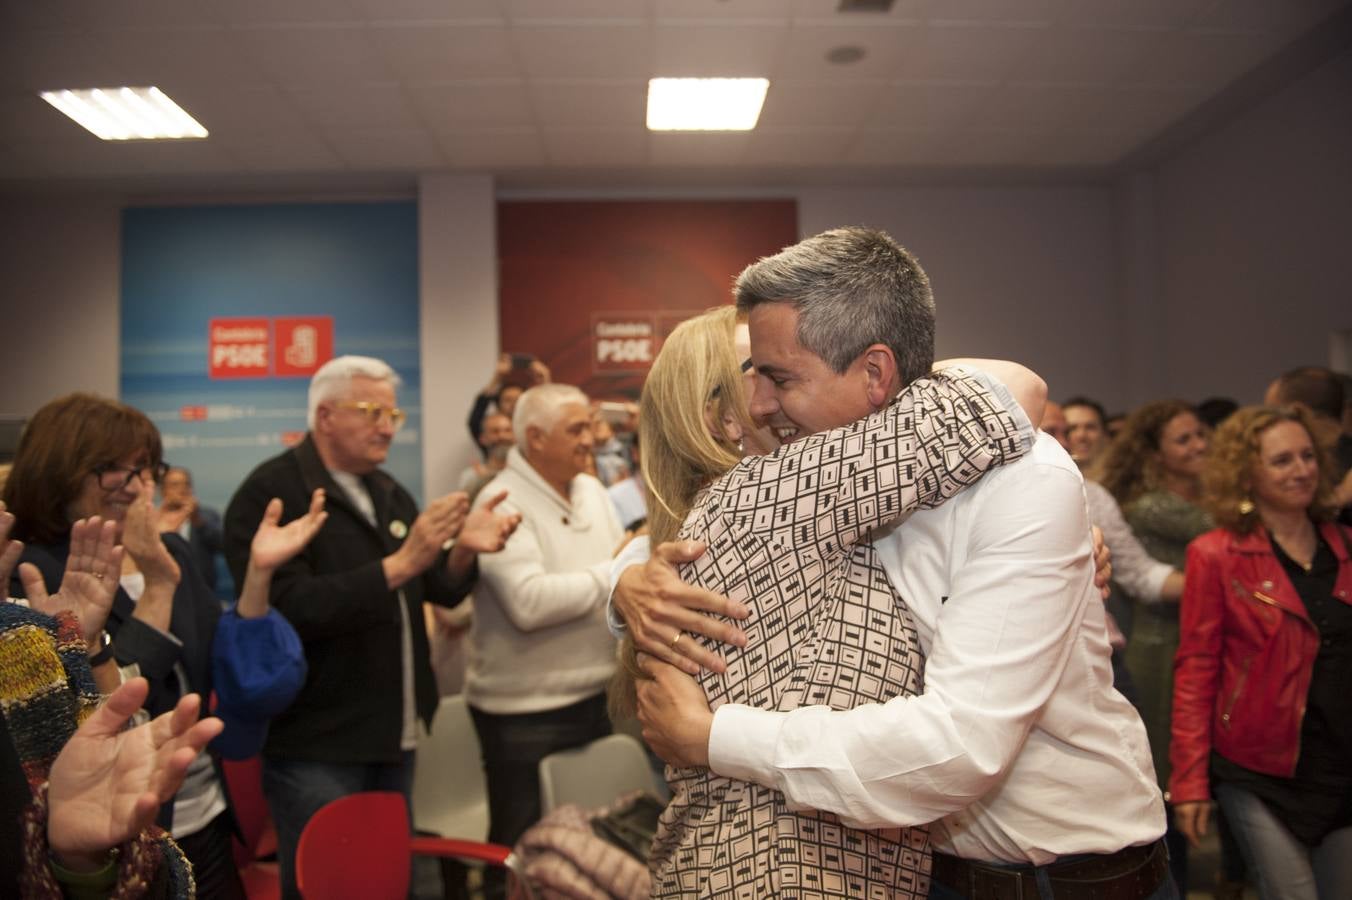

{"left": 218, "top": 0, "right": 362, "bottom": 27}
{"left": 778, "top": 21, "right": 924, "bottom": 80}
{"left": 285, "top": 84, "right": 420, "bottom": 129}
{"left": 528, "top": 81, "right": 645, "bottom": 126}
{"left": 235, "top": 24, "right": 391, "bottom": 86}
{"left": 511, "top": 24, "right": 654, "bottom": 78}
{"left": 741, "top": 127, "right": 853, "bottom": 165}
{"left": 370, "top": 23, "right": 519, "bottom": 82}
{"left": 872, "top": 80, "right": 1000, "bottom": 131}
{"left": 60, "top": 0, "right": 226, "bottom": 29}
{"left": 1048, "top": 0, "right": 1213, "bottom": 30}
{"left": 93, "top": 27, "right": 265, "bottom": 90}
{"left": 1012, "top": 25, "right": 1167, "bottom": 84}
{"left": 981, "top": 83, "right": 1095, "bottom": 132}
{"left": 326, "top": 127, "right": 445, "bottom": 169}
{"left": 434, "top": 128, "right": 546, "bottom": 167}
{"left": 2, "top": 30, "right": 123, "bottom": 92}
{"left": 843, "top": 128, "right": 948, "bottom": 166}
{"left": 916, "top": 0, "right": 1059, "bottom": 24}
{"left": 1022, "top": 127, "right": 1141, "bottom": 166}
{"left": 541, "top": 126, "right": 647, "bottom": 165}
{"left": 160, "top": 84, "right": 302, "bottom": 136}
{"left": 648, "top": 131, "right": 752, "bottom": 165}
{"left": 505, "top": 0, "right": 651, "bottom": 20}
{"left": 757, "top": 80, "right": 888, "bottom": 128}
{"left": 0, "top": 91, "right": 93, "bottom": 141}
{"left": 653, "top": 23, "right": 787, "bottom": 76}
{"left": 408, "top": 82, "right": 535, "bottom": 129}
{"left": 348, "top": 0, "right": 504, "bottom": 22}
{"left": 654, "top": 0, "right": 792, "bottom": 19}
{"left": 228, "top": 131, "right": 346, "bottom": 171}
{"left": 5, "top": 135, "right": 238, "bottom": 177}
{"left": 894, "top": 21, "right": 1048, "bottom": 81}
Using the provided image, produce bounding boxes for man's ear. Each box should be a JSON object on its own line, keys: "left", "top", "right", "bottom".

{"left": 861, "top": 344, "right": 899, "bottom": 409}
{"left": 524, "top": 424, "right": 544, "bottom": 455}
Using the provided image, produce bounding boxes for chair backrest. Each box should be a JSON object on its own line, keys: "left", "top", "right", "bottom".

{"left": 538, "top": 733, "right": 659, "bottom": 814}
{"left": 411, "top": 695, "right": 489, "bottom": 839}
{"left": 296, "top": 792, "right": 411, "bottom": 900}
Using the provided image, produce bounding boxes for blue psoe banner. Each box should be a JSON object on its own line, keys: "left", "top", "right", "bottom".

{"left": 120, "top": 202, "right": 423, "bottom": 515}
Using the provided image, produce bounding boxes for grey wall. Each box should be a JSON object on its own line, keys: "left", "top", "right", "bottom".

{"left": 0, "top": 196, "right": 121, "bottom": 413}
{"left": 1147, "top": 48, "right": 1352, "bottom": 406}
{"left": 800, "top": 186, "right": 1123, "bottom": 410}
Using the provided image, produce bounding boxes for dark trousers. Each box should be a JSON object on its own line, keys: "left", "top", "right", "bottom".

{"left": 175, "top": 810, "right": 246, "bottom": 900}
{"left": 469, "top": 694, "right": 611, "bottom": 897}
{"left": 261, "top": 751, "right": 414, "bottom": 900}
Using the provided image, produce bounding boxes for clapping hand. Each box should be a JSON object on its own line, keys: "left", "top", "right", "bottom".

{"left": 455, "top": 491, "right": 521, "bottom": 554}
{"left": 122, "top": 490, "right": 180, "bottom": 587}
{"left": 20, "top": 517, "right": 122, "bottom": 650}
{"left": 250, "top": 490, "right": 328, "bottom": 573}
{"left": 47, "top": 678, "right": 223, "bottom": 872}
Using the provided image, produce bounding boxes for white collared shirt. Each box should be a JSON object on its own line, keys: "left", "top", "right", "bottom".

{"left": 706, "top": 434, "right": 1165, "bottom": 863}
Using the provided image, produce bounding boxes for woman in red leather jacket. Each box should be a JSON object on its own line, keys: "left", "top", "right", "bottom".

{"left": 1170, "top": 405, "right": 1352, "bottom": 899}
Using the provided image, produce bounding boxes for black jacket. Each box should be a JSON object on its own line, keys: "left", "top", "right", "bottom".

{"left": 223, "top": 435, "right": 474, "bottom": 764}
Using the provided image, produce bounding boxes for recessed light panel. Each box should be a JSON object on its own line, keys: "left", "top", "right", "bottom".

{"left": 39, "top": 87, "right": 208, "bottom": 140}
{"left": 646, "top": 78, "right": 769, "bottom": 132}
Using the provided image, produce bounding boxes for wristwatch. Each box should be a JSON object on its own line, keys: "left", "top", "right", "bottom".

{"left": 88, "top": 631, "right": 114, "bottom": 667}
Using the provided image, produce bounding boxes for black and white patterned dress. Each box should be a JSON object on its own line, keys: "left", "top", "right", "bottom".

{"left": 649, "top": 369, "right": 1028, "bottom": 899}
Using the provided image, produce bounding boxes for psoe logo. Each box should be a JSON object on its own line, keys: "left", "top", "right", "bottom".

{"left": 208, "top": 318, "right": 270, "bottom": 379}
{"left": 207, "top": 316, "right": 334, "bottom": 379}
{"left": 275, "top": 316, "right": 334, "bottom": 377}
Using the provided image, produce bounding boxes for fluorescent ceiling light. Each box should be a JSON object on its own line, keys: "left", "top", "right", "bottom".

{"left": 39, "top": 87, "right": 208, "bottom": 140}
{"left": 646, "top": 78, "right": 769, "bottom": 131}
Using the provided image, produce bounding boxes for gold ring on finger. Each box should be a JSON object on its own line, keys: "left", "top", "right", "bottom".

{"left": 670, "top": 631, "right": 683, "bottom": 650}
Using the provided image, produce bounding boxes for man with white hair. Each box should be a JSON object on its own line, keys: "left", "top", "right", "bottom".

{"left": 464, "top": 383, "right": 627, "bottom": 885}
{"left": 224, "top": 355, "right": 519, "bottom": 900}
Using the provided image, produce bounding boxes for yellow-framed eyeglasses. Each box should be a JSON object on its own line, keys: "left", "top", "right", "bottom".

{"left": 336, "top": 401, "right": 407, "bottom": 429}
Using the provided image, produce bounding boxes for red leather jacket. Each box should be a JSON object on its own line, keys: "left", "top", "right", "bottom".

{"left": 1169, "top": 521, "right": 1352, "bottom": 804}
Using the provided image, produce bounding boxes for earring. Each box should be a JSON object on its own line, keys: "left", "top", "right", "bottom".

{"left": 1238, "top": 497, "right": 1255, "bottom": 515}
{"left": 737, "top": 439, "right": 745, "bottom": 454}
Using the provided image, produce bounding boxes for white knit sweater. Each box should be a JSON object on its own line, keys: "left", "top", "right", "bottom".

{"left": 465, "top": 447, "right": 625, "bottom": 714}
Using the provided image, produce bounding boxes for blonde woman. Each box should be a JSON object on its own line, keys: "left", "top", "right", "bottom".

{"left": 619, "top": 306, "right": 1038, "bottom": 898}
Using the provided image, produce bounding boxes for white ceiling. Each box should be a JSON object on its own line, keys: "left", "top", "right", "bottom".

{"left": 1, "top": 0, "right": 1347, "bottom": 192}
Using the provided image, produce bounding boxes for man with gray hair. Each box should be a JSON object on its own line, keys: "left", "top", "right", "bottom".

{"left": 224, "top": 354, "right": 520, "bottom": 899}
{"left": 616, "top": 227, "right": 1173, "bottom": 899}
{"left": 463, "top": 383, "right": 627, "bottom": 890}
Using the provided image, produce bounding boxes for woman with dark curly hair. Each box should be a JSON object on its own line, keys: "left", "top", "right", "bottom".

{"left": 1170, "top": 405, "right": 1352, "bottom": 899}
{"left": 1093, "top": 399, "right": 1212, "bottom": 887}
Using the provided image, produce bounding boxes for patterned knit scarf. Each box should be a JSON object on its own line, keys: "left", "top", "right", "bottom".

{"left": 0, "top": 603, "right": 193, "bottom": 898}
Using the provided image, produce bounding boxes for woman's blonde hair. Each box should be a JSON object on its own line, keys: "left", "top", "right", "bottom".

{"left": 638, "top": 306, "right": 752, "bottom": 545}
{"left": 1092, "top": 399, "right": 1197, "bottom": 507}
{"left": 612, "top": 306, "right": 751, "bottom": 718}
{"left": 1202, "top": 404, "right": 1339, "bottom": 533}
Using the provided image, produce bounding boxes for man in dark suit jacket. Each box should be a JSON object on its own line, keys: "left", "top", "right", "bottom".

{"left": 224, "top": 355, "right": 519, "bottom": 900}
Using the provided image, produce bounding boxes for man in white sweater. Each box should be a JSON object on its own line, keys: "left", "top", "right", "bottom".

{"left": 464, "top": 383, "right": 626, "bottom": 880}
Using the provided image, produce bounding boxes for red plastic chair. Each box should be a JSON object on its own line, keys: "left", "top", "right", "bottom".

{"left": 295, "top": 791, "right": 531, "bottom": 900}
{"left": 221, "top": 755, "right": 280, "bottom": 899}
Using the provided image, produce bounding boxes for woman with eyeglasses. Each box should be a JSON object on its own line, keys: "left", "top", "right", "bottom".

{"left": 4, "top": 392, "right": 249, "bottom": 898}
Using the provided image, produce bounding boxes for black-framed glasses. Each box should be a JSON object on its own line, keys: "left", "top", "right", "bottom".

{"left": 336, "top": 401, "right": 407, "bottom": 429}
{"left": 93, "top": 461, "right": 170, "bottom": 491}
